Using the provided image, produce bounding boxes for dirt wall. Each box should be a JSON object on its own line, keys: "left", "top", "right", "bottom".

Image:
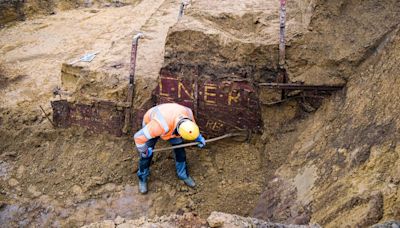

{"left": 254, "top": 0, "right": 400, "bottom": 226}
{"left": 162, "top": 0, "right": 400, "bottom": 226}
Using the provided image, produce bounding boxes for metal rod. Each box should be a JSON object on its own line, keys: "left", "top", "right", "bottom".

{"left": 123, "top": 32, "right": 143, "bottom": 134}
{"left": 261, "top": 94, "right": 325, "bottom": 106}
{"left": 152, "top": 132, "right": 246, "bottom": 152}
{"left": 278, "top": 0, "right": 288, "bottom": 100}
{"left": 178, "top": 1, "right": 189, "bottom": 20}
{"left": 258, "top": 82, "right": 344, "bottom": 91}
{"left": 279, "top": 0, "right": 287, "bottom": 68}
{"left": 39, "top": 105, "right": 56, "bottom": 127}
{"left": 129, "top": 32, "right": 144, "bottom": 86}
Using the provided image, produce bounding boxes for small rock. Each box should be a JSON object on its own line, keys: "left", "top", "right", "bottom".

{"left": 89, "top": 220, "right": 115, "bottom": 228}
{"left": 207, "top": 212, "right": 225, "bottom": 227}
{"left": 2, "top": 151, "right": 17, "bottom": 158}
{"left": 372, "top": 221, "right": 400, "bottom": 228}
{"left": 136, "top": 216, "right": 146, "bottom": 225}
{"left": 115, "top": 216, "right": 125, "bottom": 225}
{"left": 28, "top": 185, "right": 42, "bottom": 197}
{"left": 187, "top": 199, "right": 195, "bottom": 210}
{"left": 104, "top": 183, "right": 116, "bottom": 192}
{"left": 101, "top": 220, "right": 115, "bottom": 228}
{"left": 176, "top": 208, "right": 185, "bottom": 215}
{"left": 179, "top": 186, "right": 189, "bottom": 192}
{"left": 8, "top": 178, "right": 19, "bottom": 187}
{"left": 72, "top": 185, "right": 83, "bottom": 196}
{"left": 116, "top": 223, "right": 132, "bottom": 228}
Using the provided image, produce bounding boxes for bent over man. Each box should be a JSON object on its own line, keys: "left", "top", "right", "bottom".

{"left": 134, "top": 103, "right": 206, "bottom": 194}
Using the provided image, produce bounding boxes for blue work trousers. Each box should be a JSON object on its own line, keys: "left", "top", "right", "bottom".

{"left": 137, "top": 137, "right": 188, "bottom": 182}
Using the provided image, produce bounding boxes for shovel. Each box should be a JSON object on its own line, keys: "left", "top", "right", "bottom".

{"left": 152, "top": 131, "right": 250, "bottom": 153}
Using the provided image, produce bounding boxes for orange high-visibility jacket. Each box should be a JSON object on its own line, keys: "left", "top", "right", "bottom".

{"left": 134, "top": 103, "right": 195, "bottom": 152}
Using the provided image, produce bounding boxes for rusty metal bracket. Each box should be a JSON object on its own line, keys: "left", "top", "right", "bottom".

{"left": 51, "top": 99, "right": 126, "bottom": 136}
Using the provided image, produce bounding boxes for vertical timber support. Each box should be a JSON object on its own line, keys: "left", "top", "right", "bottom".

{"left": 123, "top": 32, "right": 143, "bottom": 134}
{"left": 278, "top": 0, "right": 288, "bottom": 99}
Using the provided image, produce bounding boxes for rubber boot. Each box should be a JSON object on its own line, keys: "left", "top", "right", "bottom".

{"left": 183, "top": 176, "right": 196, "bottom": 188}
{"left": 137, "top": 154, "right": 153, "bottom": 194}
{"left": 139, "top": 180, "right": 148, "bottom": 194}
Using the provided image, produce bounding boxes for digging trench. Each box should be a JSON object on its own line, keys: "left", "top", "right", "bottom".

{"left": 1, "top": 0, "right": 400, "bottom": 227}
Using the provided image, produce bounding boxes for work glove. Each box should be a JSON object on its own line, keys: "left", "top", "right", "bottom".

{"left": 195, "top": 134, "right": 206, "bottom": 148}
{"left": 140, "top": 147, "right": 153, "bottom": 158}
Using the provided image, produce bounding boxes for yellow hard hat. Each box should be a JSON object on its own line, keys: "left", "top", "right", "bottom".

{"left": 178, "top": 120, "right": 200, "bottom": 141}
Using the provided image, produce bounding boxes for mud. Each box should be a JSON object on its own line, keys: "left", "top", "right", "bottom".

{"left": 0, "top": 117, "right": 266, "bottom": 226}
{"left": 0, "top": 184, "right": 151, "bottom": 226}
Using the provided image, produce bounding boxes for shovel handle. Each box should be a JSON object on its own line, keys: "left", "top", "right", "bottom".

{"left": 152, "top": 132, "right": 245, "bottom": 152}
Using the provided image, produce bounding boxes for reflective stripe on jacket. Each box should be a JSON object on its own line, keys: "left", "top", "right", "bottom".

{"left": 134, "top": 103, "right": 195, "bottom": 152}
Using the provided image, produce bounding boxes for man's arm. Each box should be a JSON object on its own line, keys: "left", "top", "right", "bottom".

{"left": 134, "top": 120, "right": 164, "bottom": 156}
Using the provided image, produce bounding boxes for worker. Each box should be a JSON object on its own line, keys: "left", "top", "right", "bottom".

{"left": 134, "top": 103, "right": 206, "bottom": 194}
